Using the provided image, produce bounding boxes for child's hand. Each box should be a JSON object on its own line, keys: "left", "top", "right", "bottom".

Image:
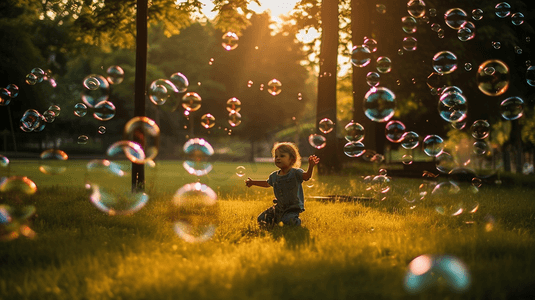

{"left": 245, "top": 177, "right": 253, "bottom": 187}
{"left": 309, "top": 155, "right": 320, "bottom": 167}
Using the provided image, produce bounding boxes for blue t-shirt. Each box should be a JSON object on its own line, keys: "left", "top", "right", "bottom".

{"left": 267, "top": 168, "right": 305, "bottom": 212}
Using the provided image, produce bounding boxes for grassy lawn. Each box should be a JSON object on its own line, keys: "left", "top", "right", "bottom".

{"left": 1, "top": 160, "right": 535, "bottom": 299}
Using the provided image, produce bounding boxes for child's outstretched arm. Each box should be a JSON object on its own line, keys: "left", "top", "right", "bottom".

{"left": 245, "top": 178, "right": 270, "bottom": 188}
{"left": 303, "top": 155, "right": 320, "bottom": 181}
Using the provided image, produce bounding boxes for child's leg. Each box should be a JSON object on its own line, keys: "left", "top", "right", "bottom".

{"left": 257, "top": 205, "right": 276, "bottom": 228}
{"left": 281, "top": 211, "right": 301, "bottom": 226}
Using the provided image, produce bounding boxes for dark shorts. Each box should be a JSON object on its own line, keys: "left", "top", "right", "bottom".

{"left": 257, "top": 201, "right": 302, "bottom": 228}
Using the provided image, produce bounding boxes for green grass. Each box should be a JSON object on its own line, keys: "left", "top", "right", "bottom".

{"left": 1, "top": 160, "right": 535, "bottom": 300}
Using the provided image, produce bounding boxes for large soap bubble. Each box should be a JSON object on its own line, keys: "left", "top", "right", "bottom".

{"left": 170, "top": 182, "right": 218, "bottom": 243}
{"left": 363, "top": 87, "right": 396, "bottom": 122}
{"left": 308, "top": 134, "right": 326, "bottom": 149}
{"left": 149, "top": 79, "right": 178, "bottom": 106}
{"left": 405, "top": 254, "right": 471, "bottom": 293}
{"left": 430, "top": 181, "right": 463, "bottom": 216}
{"left": 106, "top": 141, "right": 146, "bottom": 164}
{"left": 183, "top": 138, "right": 214, "bottom": 176}
{"left": 351, "top": 45, "right": 371, "bottom": 67}
{"left": 500, "top": 96, "right": 524, "bottom": 120}
{"left": 407, "top": 0, "right": 426, "bottom": 18}
{"left": 124, "top": 116, "right": 160, "bottom": 163}
{"left": 476, "top": 59, "right": 509, "bottom": 96}
{"left": 81, "top": 74, "right": 109, "bottom": 108}
{"left": 39, "top": 149, "right": 68, "bottom": 175}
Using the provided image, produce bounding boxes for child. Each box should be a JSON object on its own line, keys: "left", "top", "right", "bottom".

{"left": 246, "top": 142, "right": 320, "bottom": 228}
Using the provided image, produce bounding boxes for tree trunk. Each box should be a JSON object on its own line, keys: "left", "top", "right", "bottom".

{"left": 316, "top": 0, "right": 341, "bottom": 174}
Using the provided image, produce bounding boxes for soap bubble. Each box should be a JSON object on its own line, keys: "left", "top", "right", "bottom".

{"left": 491, "top": 41, "right": 501, "bottom": 50}
{"left": 402, "top": 37, "right": 417, "bottom": 51}
{"left": 228, "top": 111, "right": 242, "bottom": 127}
{"left": 495, "top": 2, "right": 511, "bottom": 18}
{"left": 363, "top": 87, "right": 396, "bottom": 122}
{"left": 376, "top": 4, "right": 386, "bottom": 14}
{"left": 514, "top": 46, "right": 523, "bottom": 55}
{"left": 438, "top": 91, "right": 468, "bottom": 123}
{"left": 83, "top": 76, "right": 100, "bottom": 90}
{"left": 0, "top": 89, "right": 11, "bottom": 106}
{"left": 423, "top": 135, "right": 444, "bottom": 157}
{"left": 376, "top": 56, "right": 392, "bottom": 73}
{"left": 47, "top": 105, "right": 60, "bottom": 117}
{"left": 343, "top": 141, "right": 365, "bottom": 157}
{"left": 473, "top": 140, "right": 489, "bottom": 156}
{"left": 309, "top": 134, "right": 326, "bottom": 149}
{"left": 404, "top": 254, "right": 470, "bottom": 293}
{"left": 401, "top": 131, "right": 420, "bottom": 149}
{"left": 0, "top": 155, "right": 9, "bottom": 168}
{"left": 476, "top": 60, "right": 509, "bottom": 96}
{"left": 436, "top": 152, "right": 456, "bottom": 174}
{"left": 6, "top": 84, "right": 19, "bottom": 98}
{"left": 439, "top": 86, "right": 463, "bottom": 96}
{"left": 86, "top": 159, "right": 148, "bottom": 216}
{"left": 472, "top": 8, "right": 483, "bottom": 20}
{"left": 41, "top": 110, "right": 55, "bottom": 123}
{"left": 74, "top": 103, "right": 87, "bottom": 117}
{"left": 385, "top": 120, "right": 406, "bottom": 143}
{"left": 81, "top": 74, "right": 109, "bottom": 107}
{"left": 526, "top": 66, "right": 535, "bottom": 86}
{"left": 106, "top": 141, "right": 146, "bottom": 164}
{"left": 351, "top": 45, "right": 371, "bottom": 67}
{"left": 0, "top": 204, "right": 37, "bottom": 241}
{"left": 124, "top": 116, "right": 161, "bottom": 163}
{"left": 25, "top": 73, "right": 38, "bottom": 85}
{"left": 470, "top": 120, "right": 490, "bottom": 139}
{"left": 458, "top": 22, "right": 475, "bottom": 41}
{"left": 407, "top": 0, "right": 426, "bottom": 18}
{"left": 402, "top": 154, "right": 413, "bottom": 165}
{"left": 431, "top": 23, "right": 441, "bottom": 32}
{"left": 344, "top": 121, "right": 365, "bottom": 142}
{"left": 181, "top": 92, "right": 202, "bottom": 111}
{"left": 401, "top": 16, "right": 418, "bottom": 34}
{"left": 370, "top": 175, "right": 391, "bottom": 200}
{"left": 431, "top": 181, "right": 463, "bottom": 216}
{"left": 77, "top": 135, "right": 89, "bottom": 144}
{"left": 267, "top": 79, "right": 282, "bottom": 96}
{"left": 366, "top": 72, "right": 380, "bottom": 87}
{"left": 226, "top": 97, "right": 241, "bottom": 112}
{"left": 30, "top": 68, "right": 46, "bottom": 83}
{"left": 20, "top": 109, "right": 42, "bottom": 132}
{"left": 0, "top": 176, "right": 37, "bottom": 195}
{"left": 363, "top": 38, "right": 377, "bottom": 52}
{"left": 169, "top": 72, "right": 189, "bottom": 93}
{"left": 236, "top": 166, "right": 246, "bottom": 177}
{"left": 464, "top": 62, "right": 473, "bottom": 71}
{"left": 433, "top": 51, "right": 457, "bottom": 74}
{"left": 222, "top": 32, "right": 239, "bottom": 50}
{"left": 149, "top": 79, "right": 178, "bottom": 106}
{"left": 444, "top": 8, "right": 467, "bottom": 30}
{"left": 500, "top": 96, "right": 524, "bottom": 120}
{"left": 106, "top": 65, "right": 124, "bottom": 84}
{"left": 183, "top": 138, "right": 214, "bottom": 176}
{"left": 170, "top": 182, "right": 218, "bottom": 243}
{"left": 319, "top": 118, "right": 335, "bottom": 134}
{"left": 98, "top": 126, "right": 106, "bottom": 134}
{"left": 93, "top": 100, "right": 116, "bottom": 121}
{"left": 39, "top": 149, "right": 68, "bottom": 175}
{"left": 201, "top": 113, "right": 215, "bottom": 129}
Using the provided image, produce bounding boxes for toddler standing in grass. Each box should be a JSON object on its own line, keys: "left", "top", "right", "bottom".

{"left": 246, "top": 142, "right": 320, "bottom": 228}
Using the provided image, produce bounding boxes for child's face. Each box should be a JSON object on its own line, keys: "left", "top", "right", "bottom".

{"left": 274, "top": 149, "right": 293, "bottom": 170}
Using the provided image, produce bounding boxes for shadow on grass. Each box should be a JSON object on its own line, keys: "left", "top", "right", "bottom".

{"left": 270, "top": 225, "right": 311, "bottom": 249}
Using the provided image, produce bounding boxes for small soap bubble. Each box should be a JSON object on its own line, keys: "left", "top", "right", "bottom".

{"left": 107, "top": 141, "right": 146, "bottom": 164}
{"left": 106, "top": 65, "right": 124, "bottom": 84}
{"left": 149, "top": 79, "right": 178, "bottom": 106}
{"left": 401, "top": 16, "right": 418, "bottom": 34}
{"left": 514, "top": 46, "right": 522, "bottom": 54}
{"left": 343, "top": 142, "right": 365, "bottom": 157}
{"left": 39, "top": 149, "right": 68, "bottom": 175}
{"left": 169, "top": 72, "right": 189, "bottom": 93}
{"left": 432, "top": 51, "right": 457, "bottom": 74}
{"left": 236, "top": 166, "right": 246, "bottom": 177}
{"left": 366, "top": 72, "right": 380, "bottom": 87}
{"left": 429, "top": 8, "right": 436, "bottom": 17}
{"left": 438, "top": 91, "right": 468, "bottom": 123}
{"left": 228, "top": 111, "right": 242, "bottom": 127}
{"left": 472, "top": 8, "right": 483, "bottom": 20}
{"left": 363, "top": 87, "right": 396, "bottom": 122}
{"left": 402, "top": 36, "right": 417, "bottom": 51}
{"left": 464, "top": 62, "right": 473, "bottom": 71}
{"left": 385, "top": 120, "right": 406, "bottom": 143}
{"left": 344, "top": 121, "right": 365, "bottom": 142}
{"left": 124, "top": 116, "right": 160, "bottom": 162}
{"left": 297, "top": 92, "right": 303, "bottom": 100}
{"left": 222, "top": 32, "right": 239, "bottom": 50}
{"left": 25, "top": 73, "right": 38, "bottom": 85}
{"left": 402, "top": 154, "right": 413, "bottom": 165}
{"left": 0, "top": 89, "right": 11, "bottom": 106}
{"left": 492, "top": 41, "right": 501, "bottom": 49}
{"left": 423, "top": 135, "right": 444, "bottom": 157}
{"left": 30, "top": 68, "right": 46, "bottom": 83}
{"left": 476, "top": 59, "right": 509, "bottom": 96}
{"left": 20, "top": 109, "right": 42, "bottom": 131}
{"left": 93, "top": 100, "right": 116, "bottom": 121}
{"left": 226, "top": 97, "right": 241, "bottom": 112}
{"left": 500, "top": 97, "right": 524, "bottom": 120}
{"left": 318, "top": 118, "right": 335, "bottom": 134}
{"left": 431, "top": 23, "right": 441, "bottom": 32}
{"left": 470, "top": 120, "right": 490, "bottom": 139}
{"left": 444, "top": 8, "right": 467, "bottom": 30}
{"left": 183, "top": 138, "right": 214, "bottom": 176}
{"left": 247, "top": 80, "right": 253, "bottom": 87}
{"left": 98, "top": 126, "right": 106, "bottom": 134}
{"left": 376, "top": 56, "right": 392, "bottom": 73}
{"left": 74, "top": 103, "right": 87, "bottom": 117}
{"left": 81, "top": 74, "right": 109, "bottom": 108}
{"left": 201, "top": 114, "right": 215, "bottom": 129}
{"left": 458, "top": 22, "right": 475, "bottom": 41}
{"left": 181, "top": 92, "right": 202, "bottom": 111}
{"left": 351, "top": 45, "right": 372, "bottom": 67}
{"left": 401, "top": 131, "right": 419, "bottom": 150}
{"left": 259, "top": 84, "right": 264, "bottom": 91}
{"left": 495, "top": 2, "right": 511, "bottom": 18}
{"left": 267, "top": 79, "right": 282, "bottom": 96}
{"left": 407, "top": 0, "right": 426, "bottom": 18}
{"left": 7, "top": 84, "right": 19, "bottom": 98}
{"left": 42, "top": 110, "right": 56, "bottom": 123}
{"left": 376, "top": 4, "right": 386, "bottom": 14}
{"left": 83, "top": 76, "right": 101, "bottom": 90}
{"left": 78, "top": 135, "right": 89, "bottom": 144}
{"left": 363, "top": 38, "right": 378, "bottom": 52}
{"left": 309, "top": 134, "right": 327, "bottom": 149}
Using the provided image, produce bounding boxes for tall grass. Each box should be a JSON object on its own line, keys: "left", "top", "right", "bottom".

{"left": 0, "top": 160, "right": 534, "bottom": 299}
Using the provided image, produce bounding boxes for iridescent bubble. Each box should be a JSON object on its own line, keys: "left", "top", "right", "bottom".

{"left": 344, "top": 121, "right": 365, "bottom": 142}
{"left": 183, "top": 138, "right": 214, "bottom": 176}
{"left": 181, "top": 92, "right": 202, "bottom": 111}
{"left": 376, "top": 4, "right": 386, "bottom": 14}
{"left": 473, "top": 140, "right": 489, "bottom": 156}
{"left": 470, "top": 120, "right": 490, "bottom": 139}
{"left": 228, "top": 111, "right": 242, "bottom": 127}
{"left": 451, "top": 120, "right": 467, "bottom": 130}
{"left": 366, "top": 72, "right": 380, "bottom": 87}
{"left": 432, "top": 51, "right": 457, "bottom": 74}
{"left": 385, "top": 120, "right": 406, "bottom": 143}
{"left": 423, "top": 135, "right": 444, "bottom": 157}
{"left": 438, "top": 91, "right": 468, "bottom": 123}
{"left": 74, "top": 103, "right": 87, "bottom": 117}
{"left": 106, "top": 65, "right": 124, "bottom": 84}
{"left": 222, "top": 32, "right": 239, "bottom": 50}
{"left": 439, "top": 86, "right": 463, "bottom": 96}
{"left": 458, "top": 22, "right": 475, "bottom": 41}
{"left": 267, "top": 79, "right": 282, "bottom": 96}
{"left": 20, "top": 109, "right": 41, "bottom": 131}
{"left": 236, "top": 166, "right": 246, "bottom": 177}
{"left": 42, "top": 110, "right": 56, "bottom": 123}
{"left": 171, "top": 182, "right": 218, "bottom": 243}
{"left": 319, "top": 118, "right": 335, "bottom": 134}
{"left": 226, "top": 97, "right": 241, "bottom": 112}
{"left": 81, "top": 74, "right": 109, "bottom": 108}
{"left": 476, "top": 59, "right": 509, "bottom": 96}
{"left": 39, "top": 149, "right": 68, "bottom": 175}
{"left": 32, "top": 115, "right": 46, "bottom": 133}
{"left": 0, "top": 89, "right": 11, "bottom": 106}
{"left": 430, "top": 23, "right": 441, "bottom": 32}
{"left": 107, "top": 141, "right": 146, "bottom": 164}
{"left": 495, "top": 2, "right": 511, "bottom": 18}
{"left": 363, "top": 87, "right": 396, "bottom": 122}
{"left": 429, "top": 8, "right": 436, "bottom": 17}
{"left": 0, "top": 176, "right": 37, "bottom": 196}
{"left": 376, "top": 57, "right": 392, "bottom": 73}
{"left": 402, "top": 154, "right": 413, "bottom": 165}
{"left": 398, "top": 49, "right": 404, "bottom": 56}
{"left": 343, "top": 141, "right": 365, "bottom": 157}
{"left": 98, "top": 126, "right": 106, "bottom": 134}
{"left": 6, "top": 84, "right": 19, "bottom": 98}
{"left": 78, "top": 135, "right": 89, "bottom": 144}
{"left": 407, "top": 0, "right": 426, "bottom": 18}
{"left": 431, "top": 181, "right": 463, "bottom": 216}
{"left": 464, "top": 62, "right": 473, "bottom": 71}
{"left": 404, "top": 255, "right": 470, "bottom": 294}
{"left": 444, "top": 8, "right": 467, "bottom": 30}
{"left": 47, "top": 105, "right": 60, "bottom": 118}
{"left": 426, "top": 72, "right": 445, "bottom": 90}
{"left": 363, "top": 38, "right": 378, "bottom": 52}
{"left": 0, "top": 204, "right": 37, "bottom": 241}
{"left": 514, "top": 46, "right": 522, "bottom": 55}
{"left": 149, "top": 79, "right": 178, "bottom": 106}
{"left": 500, "top": 96, "right": 524, "bottom": 120}
{"left": 93, "top": 100, "right": 116, "bottom": 121}
{"left": 124, "top": 116, "right": 161, "bottom": 162}
{"left": 83, "top": 76, "right": 100, "bottom": 90}
{"left": 351, "top": 45, "right": 371, "bottom": 67}
{"left": 86, "top": 159, "right": 148, "bottom": 216}
{"left": 200, "top": 113, "right": 216, "bottom": 129}
{"left": 30, "top": 68, "right": 46, "bottom": 83}
{"left": 401, "top": 16, "right": 418, "bottom": 34}
{"left": 401, "top": 131, "right": 419, "bottom": 149}
{"left": 0, "top": 155, "right": 9, "bottom": 168}
{"left": 402, "top": 37, "right": 417, "bottom": 51}
{"left": 371, "top": 174, "right": 391, "bottom": 200}
{"left": 309, "top": 134, "right": 326, "bottom": 149}
{"left": 25, "top": 73, "right": 38, "bottom": 85}
{"left": 169, "top": 72, "right": 189, "bottom": 93}
{"left": 436, "top": 152, "right": 455, "bottom": 174}
{"left": 526, "top": 66, "right": 535, "bottom": 86}
{"left": 472, "top": 8, "right": 483, "bottom": 20}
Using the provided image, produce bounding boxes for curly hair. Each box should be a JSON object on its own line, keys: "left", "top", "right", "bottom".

{"left": 271, "top": 142, "right": 302, "bottom": 168}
